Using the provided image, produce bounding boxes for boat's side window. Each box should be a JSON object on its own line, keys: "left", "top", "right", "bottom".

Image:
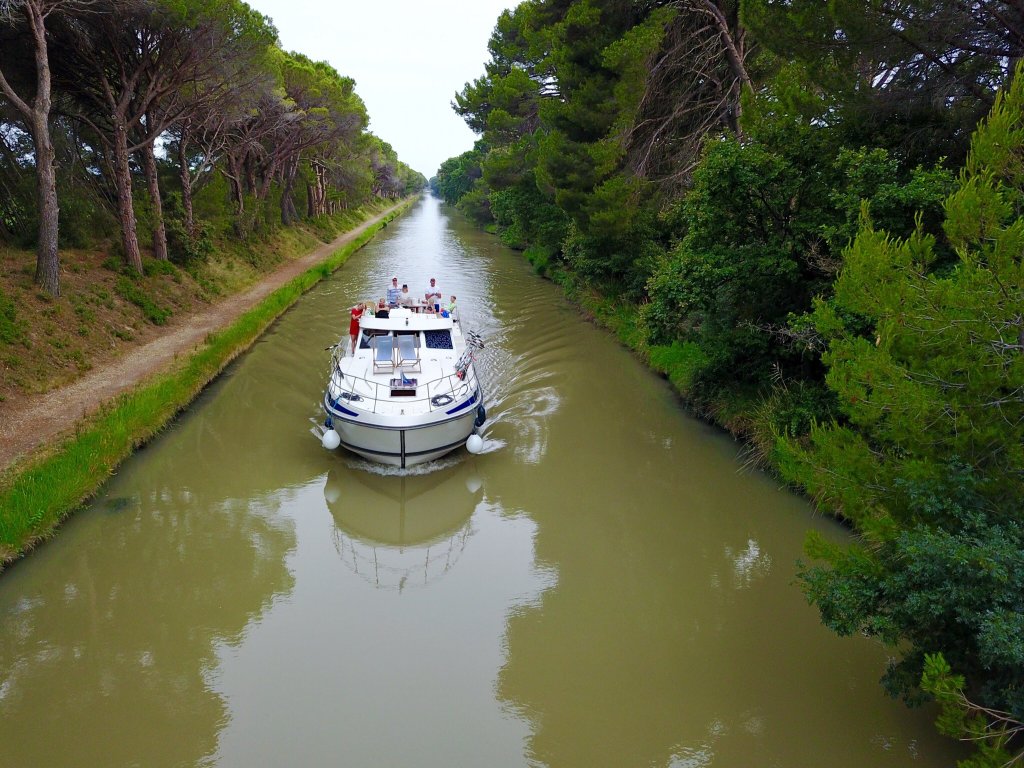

{"left": 424, "top": 330, "right": 453, "bottom": 349}
{"left": 360, "top": 329, "right": 388, "bottom": 349}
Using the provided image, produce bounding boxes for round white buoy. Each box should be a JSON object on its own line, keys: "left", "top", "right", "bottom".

{"left": 466, "top": 434, "right": 484, "bottom": 454}
{"left": 322, "top": 429, "right": 341, "bottom": 451}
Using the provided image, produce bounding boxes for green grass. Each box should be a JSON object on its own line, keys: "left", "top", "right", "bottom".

{"left": 114, "top": 276, "right": 172, "bottom": 325}
{"left": 0, "top": 289, "right": 26, "bottom": 346}
{"left": 0, "top": 198, "right": 414, "bottom": 567}
{"left": 648, "top": 341, "right": 709, "bottom": 392}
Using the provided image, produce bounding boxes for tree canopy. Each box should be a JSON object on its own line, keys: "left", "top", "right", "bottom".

{"left": 439, "top": 1, "right": 1024, "bottom": 761}
{"left": 0, "top": 0, "right": 425, "bottom": 294}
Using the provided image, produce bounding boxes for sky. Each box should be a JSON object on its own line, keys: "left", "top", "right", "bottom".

{"left": 245, "top": 0, "right": 520, "bottom": 178}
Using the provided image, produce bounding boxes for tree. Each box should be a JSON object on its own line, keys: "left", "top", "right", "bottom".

{"left": 134, "top": 0, "right": 275, "bottom": 257}
{"left": 789, "top": 64, "right": 1024, "bottom": 763}
{"left": 281, "top": 55, "right": 367, "bottom": 222}
{"left": 743, "top": 0, "right": 1022, "bottom": 164}
{"left": 56, "top": 0, "right": 273, "bottom": 269}
{"left": 0, "top": 0, "right": 95, "bottom": 295}
{"left": 625, "top": 0, "right": 753, "bottom": 187}
{"left": 433, "top": 145, "right": 485, "bottom": 205}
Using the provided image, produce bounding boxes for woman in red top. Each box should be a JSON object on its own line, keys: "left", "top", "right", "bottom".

{"left": 349, "top": 303, "right": 365, "bottom": 353}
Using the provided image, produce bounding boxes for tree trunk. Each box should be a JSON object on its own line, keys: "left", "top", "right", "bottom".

{"left": 245, "top": 155, "right": 257, "bottom": 197}
{"left": 280, "top": 157, "right": 298, "bottom": 225}
{"left": 306, "top": 181, "right": 315, "bottom": 218}
{"left": 140, "top": 140, "right": 168, "bottom": 260}
{"left": 177, "top": 130, "right": 195, "bottom": 237}
{"left": 281, "top": 184, "right": 297, "bottom": 225}
{"left": 0, "top": 0, "right": 62, "bottom": 295}
{"left": 113, "top": 119, "right": 143, "bottom": 273}
{"left": 257, "top": 158, "right": 277, "bottom": 201}
{"left": 31, "top": 102, "right": 60, "bottom": 296}
{"left": 225, "top": 153, "right": 244, "bottom": 215}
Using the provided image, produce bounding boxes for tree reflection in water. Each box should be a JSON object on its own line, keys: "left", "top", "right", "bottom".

{"left": 0, "top": 465, "right": 296, "bottom": 767}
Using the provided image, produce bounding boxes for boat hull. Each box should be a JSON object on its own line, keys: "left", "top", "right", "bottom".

{"left": 325, "top": 396, "right": 481, "bottom": 467}
{"left": 320, "top": 307, "right": 485, "bottom": 468}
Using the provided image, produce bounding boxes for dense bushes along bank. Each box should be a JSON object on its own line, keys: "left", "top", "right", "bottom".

{"left": 433, "top": 2, "right": 1023, "bottom": 763}
{"left": 0, "top": 198, "right": 413, "bottom": 570}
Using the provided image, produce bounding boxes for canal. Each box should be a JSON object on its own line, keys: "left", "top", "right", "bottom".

{"left": 0, "top": 196, "right": 956, "bottom": 766}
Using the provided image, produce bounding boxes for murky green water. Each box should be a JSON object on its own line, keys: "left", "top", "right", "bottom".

{"left": 0, "top": 197, "right": 958, "bottom": 766}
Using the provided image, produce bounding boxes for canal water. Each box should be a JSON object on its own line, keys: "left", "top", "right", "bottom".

{"left": 0, "top": 197, "right": 956, "bottom": 766}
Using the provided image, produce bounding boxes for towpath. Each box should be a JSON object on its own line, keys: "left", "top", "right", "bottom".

{"left": 0, "top": 201, "right": 406, "bottom": 474}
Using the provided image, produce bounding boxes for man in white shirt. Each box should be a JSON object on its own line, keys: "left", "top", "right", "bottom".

{"left": 424, "top": 277, "right": 442, "bottom": 311}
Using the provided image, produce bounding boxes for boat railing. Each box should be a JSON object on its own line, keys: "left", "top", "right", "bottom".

{"left": 328, "top": 347, "right": 479, "bottom": 415}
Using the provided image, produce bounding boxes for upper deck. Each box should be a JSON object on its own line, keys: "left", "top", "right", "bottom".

{"left": 358, "top": 306, "right": 459, "bottom": 334}
{"left": 327, "top": 305, "right": 478, "bottom": 420}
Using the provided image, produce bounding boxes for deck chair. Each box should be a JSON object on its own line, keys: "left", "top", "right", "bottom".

{"left": 372, "top": 335, "right": 395, "bottom": 373}
{"left": 396, "top": 334, "right": 421, "bottom": 373}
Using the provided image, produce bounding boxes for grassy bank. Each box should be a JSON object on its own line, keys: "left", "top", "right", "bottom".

{"left": 0, "top": 199, "right": 413, "bottom": 567}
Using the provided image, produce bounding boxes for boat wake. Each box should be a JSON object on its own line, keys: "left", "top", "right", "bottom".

{"left": 346, "top": 454, "right": 463, "bottom": 477}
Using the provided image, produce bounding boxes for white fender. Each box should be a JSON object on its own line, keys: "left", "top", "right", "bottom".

{"left": 322, "top": 429, "right": 341, "bottom": 451}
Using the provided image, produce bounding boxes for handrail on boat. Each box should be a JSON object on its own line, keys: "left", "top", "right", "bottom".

{"left": 327, "top": 347, "right": 479, "bottom": 415}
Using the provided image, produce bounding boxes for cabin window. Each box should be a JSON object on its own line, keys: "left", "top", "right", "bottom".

{"left": 359, "top": 329, "right": 388, "bottom": 349}
{"left": 424, "top": 330, "right": 453, "bottom": 349}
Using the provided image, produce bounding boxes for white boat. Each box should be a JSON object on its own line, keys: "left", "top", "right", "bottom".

{"left": 320, "top": 306, "right": 486, "bottom": 467}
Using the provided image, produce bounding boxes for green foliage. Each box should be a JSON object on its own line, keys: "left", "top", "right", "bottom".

{"left": 826, "top": 148, "right": 955, "bottom": 252}
{"left": 115, "top": 276, "right": 172, "bottom": 325}
{"left": 647, "top": 341, "right": 710, "bottom": 393}
{"left": 57, "top": 184, "right": 117, "bottom": 249}
{"left": 449, "top": 0, "right": 670, "bottom": 292}
{"left": 142, "top": 258, "right": 178, "bottom": 278}
{"left": 523, "top": 244, "right": 554, "bottom": 276}
{"left": 0, "top": 289, "right": 27, "bottom": 346}
{"left": 166, "top": 218, "right": 214, "bottom": 265}
{"left": 455, "top": 186, "right": 493, "bottom": 224}
{"left": 645, "top": 135, "right": 827, "bottom": 386}
{"left": 163, "top": 192, "right": 214, "bottom": 265}
{"left": 792, "top": 65, "right": 1024, "bottom": 763}
{"left": 742, "top": 0, "right": 1003, "bottom": 166}
{"left": 432, "top": 145, "right": 486, "bottom": 206}
{"left": 643, "top": 83, "right": 959, "bottom": 394}
{"left": 922, "top": 653, "right": 1018, "bottom": 768}
{"left": 563, "top": 210, "right": 661, "bottom": 299}
{"left": 755, "top": 380, "right": 838, "bottom": 440}
{"left": 803, "top": 107, "right": 1024, "bottom": 515}
{"left": 801, "top": 476, "right": 1024, "bottom": 718}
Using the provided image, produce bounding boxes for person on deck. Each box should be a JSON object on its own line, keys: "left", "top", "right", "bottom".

{"left": 348, "top": 302, "right": 365, "bottom": 353}
{"left": 424, "top": 277, "right": 442, "bottom": 311}
{"left": 400, "top": 284, "right": 416, "bottom": 307}
{"left": 386, "top": 276, "right": 402, "bottom": 307}
{"left": 375, "top": 298, "right": 389, "bottom": 318}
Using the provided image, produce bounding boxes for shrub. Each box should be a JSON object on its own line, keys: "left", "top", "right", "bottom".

{"left": 115, "top": 276, "right": 171, "bottom": 325}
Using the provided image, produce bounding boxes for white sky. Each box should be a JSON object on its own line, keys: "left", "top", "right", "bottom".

{"left": 246, "top": 0, "right": 519, "bottom": 177}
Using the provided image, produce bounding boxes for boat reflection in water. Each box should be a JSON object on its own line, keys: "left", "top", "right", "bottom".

{"left": 323, "top": 463, "right": 483, "bottom": 591}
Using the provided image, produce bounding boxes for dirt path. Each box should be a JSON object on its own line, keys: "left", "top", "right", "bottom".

{"left": 0, "top": 203, "right": 405, "bottom": 474}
